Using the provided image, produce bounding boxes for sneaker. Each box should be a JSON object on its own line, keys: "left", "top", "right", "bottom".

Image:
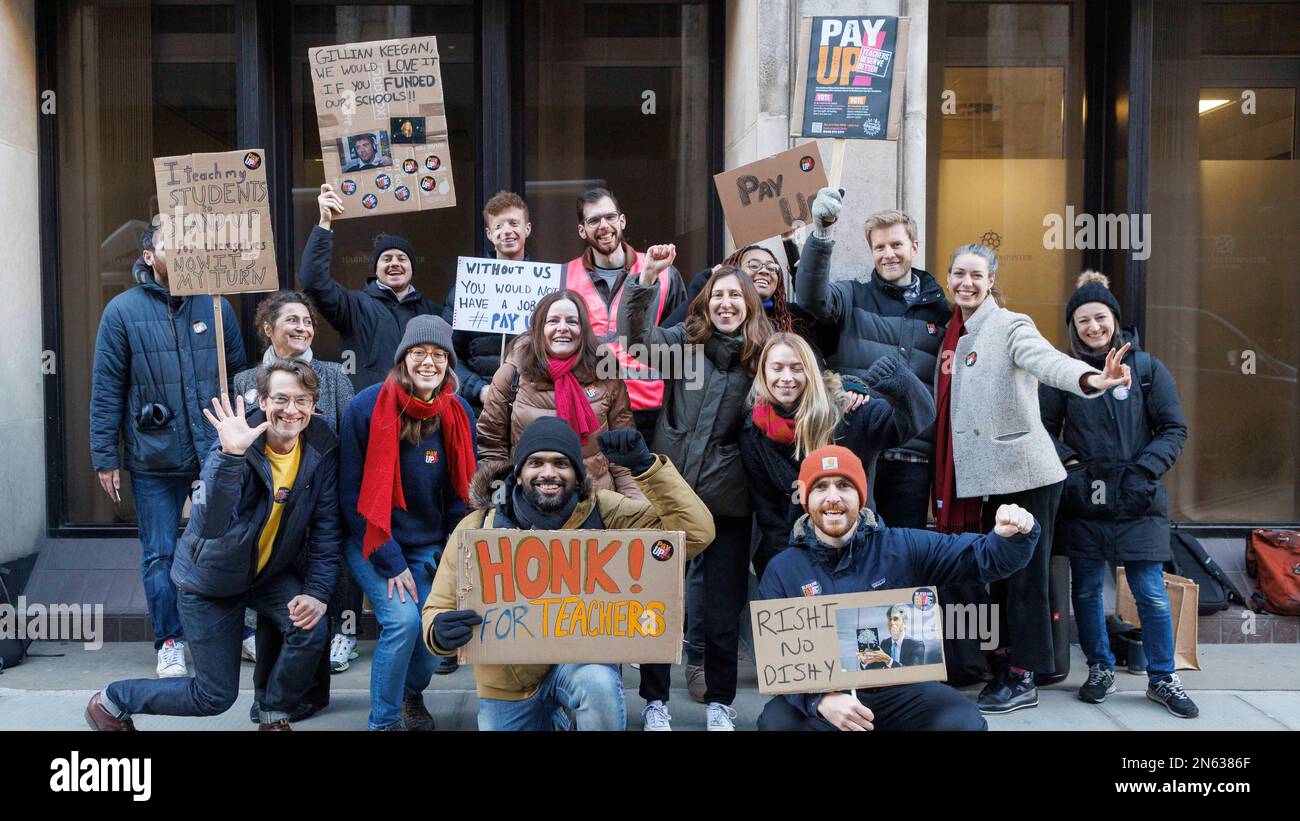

{"left": 706, "top": 702, "right": 737, "bottom": 731}
{"left": 641, "top": 700, "right": 672, "bottom": 731}
{"left": 84, "top": 692, "right": 135, "bottom": 731}
{"left": 1078, "top": 663, "right": 1117, "bottom": 704}
{"left": 329, "top": 633, "right": 358, "bottom": 674}
{"left": 156, "top": 639, "right": 187, "bottom": 678}
{"left": 977, "top": 668, "right": 1038, "bottom": 714}
{"left": 1147, "top": 675, "right": 1199, "bottom": 718}
{"left": 434, "top": 655, "right": 459, "bottom": 675}
{"left": 241, "top": 633, "right": 257, "bottom": 663}
{"left": 402, "top": 693, "right": 435, "bottom": 731}
{"left": 685, "top": 664, "right": 706, "bottom": 704}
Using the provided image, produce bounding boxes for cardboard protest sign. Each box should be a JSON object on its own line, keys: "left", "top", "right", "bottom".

{"left": 455, "top": 529, "right": 685, "bottom": 665}
{"left": 309, "top": 36, "right": 456, "bottom": 218}
{"left": 152, "top": 149, "right": 277, "bottom": 297}
{"left": 450, "top": 257, "right": 562, "bottom": 335}
{"left": 714, "top": 143, "right": 829, "bottom": 247}
{"left": 791, "top": 16, "right": 910, "bottom": 141}
{"left": 750, "top": 587, "right": 946, "bottom": 694}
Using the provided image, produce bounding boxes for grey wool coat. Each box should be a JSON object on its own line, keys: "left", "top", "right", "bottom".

{"left": 939, "top": 296, "right": 1102, "bottom": 499}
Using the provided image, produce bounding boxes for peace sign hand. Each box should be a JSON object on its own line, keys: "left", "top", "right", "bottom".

{"left": 202, "top": 393, "right": 269, "bottom": 456}
{"left": 1087, "top": 341, "right": 1133, "bottom": 392}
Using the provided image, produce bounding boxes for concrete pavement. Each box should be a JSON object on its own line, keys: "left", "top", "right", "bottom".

{"left": 1, "top": 641, "right": 1296, "bottom": 731}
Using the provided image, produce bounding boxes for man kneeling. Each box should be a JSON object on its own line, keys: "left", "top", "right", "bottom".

{"left": 422, "top": 417, "right": 714, "bottom": 730}
{"left": 86, "top": 360, "right": 340, "bottom": 731}
{"left": 757, "top": 446, "right": 1038, "bottom": 732}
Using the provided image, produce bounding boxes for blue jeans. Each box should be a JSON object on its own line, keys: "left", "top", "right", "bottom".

{"left": 344, "top": 543, "right": 440, "bottom": 730}
{"left": 1070, "top": 557, "right": 1174, "bottom": 679}
{"left": 105, "top": 571, "right": 326, "bottom": 721}
{"left": 478, "top": 663, "right": 626, "bottom": 731}
{"left": 131, "top": 473, "right": 192, "bottom": 648}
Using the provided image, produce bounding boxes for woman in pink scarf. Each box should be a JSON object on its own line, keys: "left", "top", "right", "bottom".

{"left": 476, "top": 289, "right": 646, "bottom": 500}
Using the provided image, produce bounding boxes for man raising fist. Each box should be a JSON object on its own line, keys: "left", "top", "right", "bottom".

{"left": 755, "top": 446, "right": 1039, "bottom": 732}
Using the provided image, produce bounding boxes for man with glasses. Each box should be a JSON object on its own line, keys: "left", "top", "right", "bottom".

{"left": 86, "top": 359, "right": 342, "bottom": 731}
{"left": 301, "top": 184, "right": 445, "bottom": 393}
{"left": 563, "top": 188, "right": 687, "bottom": 442}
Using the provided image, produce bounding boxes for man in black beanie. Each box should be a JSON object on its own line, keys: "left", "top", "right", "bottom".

{"left": 421, "top": 417, "right": 718, "bottom": 730}
{"left": 300, "top": 183, "right": 446, "bottom": 392}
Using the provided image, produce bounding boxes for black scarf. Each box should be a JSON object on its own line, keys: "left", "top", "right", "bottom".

{"left": 509, "top": 484, "right": 578, "bottom": 530}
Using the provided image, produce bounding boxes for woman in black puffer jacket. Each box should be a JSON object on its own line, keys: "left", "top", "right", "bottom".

{"left": 1040, "top": 272, "right": 1198, "bottom": 719}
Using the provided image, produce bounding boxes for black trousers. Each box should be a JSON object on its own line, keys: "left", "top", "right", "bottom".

{"left": 873, "top": 459, "right": 932, "bottom": 529}
{"left": 982, "top": 480, "right": 1063, "bottom": 675}
{"left": 640, "top": 514, "right": 752, "bottom": 705}
{"left": 756, "top": 684, "right": 987, "bottom": 731}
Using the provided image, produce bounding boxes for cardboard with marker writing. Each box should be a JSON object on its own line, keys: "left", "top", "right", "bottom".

{"left": 455, "top": 529, "right": 685, "bottom": 664}
{"left": 308, "top": 35, "right": 456, "bottom": 218}
{"left": 713, "top": 143, "right": 829, "bottom": 248}
{"left": 751, "top": 586, "right": 946, "bottom": 694}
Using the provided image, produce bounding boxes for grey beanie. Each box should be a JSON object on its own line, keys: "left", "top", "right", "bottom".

{"left": 394, "top": 314, "right": 457, "bottom": 369}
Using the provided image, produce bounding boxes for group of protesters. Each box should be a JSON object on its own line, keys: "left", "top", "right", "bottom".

{"left": 83, "top": 181, "right": 1198, "bottom": 732}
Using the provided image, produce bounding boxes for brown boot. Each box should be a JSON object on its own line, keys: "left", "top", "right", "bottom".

{"left": 258, "top": 718, "right": 293, "bottom": 731}
{"left": 84, "top": 692, "right": 136, "bottom": 731}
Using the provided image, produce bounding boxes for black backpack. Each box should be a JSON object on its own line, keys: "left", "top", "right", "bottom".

{"left": 0, "top": 568, "right": 30, "bottom": 671}
{"left": 1165, "top": 528, "right": 1248, "bottom": 615}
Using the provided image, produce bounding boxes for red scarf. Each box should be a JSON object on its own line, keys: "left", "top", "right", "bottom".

{"left": 359, "top": 376, "right": 474, "bottom": 558}
{"left": 752, "top": 398, "right": 797, "bottom": 445}
{"left": 933, "top": 308, "right": 984, "bottom": 534}
{"left": 547, "top": 355, "right": 601, "bottom": 445}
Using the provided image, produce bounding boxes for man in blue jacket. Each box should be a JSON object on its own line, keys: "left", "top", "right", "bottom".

{"left": 756, "top": 446, "right": 1039, "bottom": 732}
{"left": 302, "top": 184, "right": 445, "bottom": 392}
{"left": 85, "top": 359, "right": 341, "bottom": 731}
{"left": 90, "top": 218, "right": 247, "bottom": 678}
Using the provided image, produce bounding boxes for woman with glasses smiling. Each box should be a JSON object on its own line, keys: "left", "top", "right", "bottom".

{"left": 338, "top": 315, "right": 477, "bottom": 731}
{"left": 232, "top": 290, "right": 357, "bottom": 723}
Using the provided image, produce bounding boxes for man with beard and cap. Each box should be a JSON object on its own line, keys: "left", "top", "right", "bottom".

{"left": 755, "top": 446, "right": 1040, "bottom": 732}
{"left": 421, "top": 417, "right": 715, "bottom": 731}
{"left": 300, "top": 184, "right": 446, "bottom": 392}
{"left": 563, "top": 188, "right": 688, "bottom": 442}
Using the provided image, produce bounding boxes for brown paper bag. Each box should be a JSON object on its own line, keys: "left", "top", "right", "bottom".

{"left": 1116, "top": 567, "right": 1200, "bottom": 671}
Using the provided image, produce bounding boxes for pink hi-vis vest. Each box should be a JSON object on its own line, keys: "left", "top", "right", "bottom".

{"left": 563, "top": 253, "right": 669, "bottom": 411}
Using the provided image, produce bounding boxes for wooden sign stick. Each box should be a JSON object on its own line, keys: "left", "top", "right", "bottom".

{"left": 827, "top": 138, "right": 848, "bottom": 189}
{"left": 211, "top": 295, "right": 228, "bottom": 401}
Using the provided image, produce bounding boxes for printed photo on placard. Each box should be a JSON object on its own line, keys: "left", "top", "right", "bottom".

{"left": 836, "top": 601, "right": 941, "bottom": 672}
{"left": 338, "top": 131, "right": 393, "bottom": 172}
{"left": 391, "top": 116, "right": 427, "bottom": 144}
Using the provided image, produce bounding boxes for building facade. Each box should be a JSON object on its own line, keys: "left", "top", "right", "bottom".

{"left": 0, "top": 1, "right": 1295, "bottom": 592}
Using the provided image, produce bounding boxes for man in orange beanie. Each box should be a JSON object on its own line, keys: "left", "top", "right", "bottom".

{"left": 756, "top": 445, "right": 1040, "bottom": 731}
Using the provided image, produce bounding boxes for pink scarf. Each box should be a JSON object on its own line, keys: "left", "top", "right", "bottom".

{"left": 547, "top": 356, "right": 601, "bottom": 445}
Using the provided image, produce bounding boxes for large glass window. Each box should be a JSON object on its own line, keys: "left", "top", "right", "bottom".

{"left": 524, "top": 0, "right": 711, "bottom": 271}
{"left": 288, "top": 3, "right": 477, "bottom": 362}
{"left": 1147, "top": 1, "right": 1299, "bottom": 523}
{"left": 55, "top": 1, "right": 237, "bottom": 525}
{"left": 929, "top": 1, "right": 1085, "bottom": 349}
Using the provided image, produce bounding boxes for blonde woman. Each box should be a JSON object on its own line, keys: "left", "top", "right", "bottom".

{"left": 740, "top": 333, "right": 934, "bottom": 582}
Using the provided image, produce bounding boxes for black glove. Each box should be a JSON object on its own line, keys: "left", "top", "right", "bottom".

{"left": 432, "top": 609, "right": 483, "bottom": 650}
{"left": 598, "top": 429, "right": 655, "bottom": 475}
{"left": 862, "top": 355, "right": 905, "bottom": 395}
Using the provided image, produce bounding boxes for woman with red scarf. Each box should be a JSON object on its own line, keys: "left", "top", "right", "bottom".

{"left": 931, "top": 244, "right": 1130, "bottom": 717}
{"left": 476, "top": 289, "right": 644, "bottom": 500}
{"left": 339, "top": 315, "right": 476, "bottom": 731}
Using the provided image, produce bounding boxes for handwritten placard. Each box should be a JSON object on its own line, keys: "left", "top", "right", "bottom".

{"left": 152, "top": 149, "right": 277, "bottom": 297}
{"left": 750, "top": 587, "right": 946, "bottom": 694}
{"left": 455, "top": 529, "right": 685, "bottom": 665}
{"left": 450, "top": 257, "right": 562, "bottom": 335}
{"left": 309, "top": 36, "right": 456, "bottom": 217}
{"left": 714, "top": 143, "right": 828, "bottom": 247}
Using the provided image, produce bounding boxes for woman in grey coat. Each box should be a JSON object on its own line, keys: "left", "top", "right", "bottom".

{"left": 619, "top": 244, "right": 772, "bottom": 732}
{"left": 930, "top": 244, "right": 1130, "bottom": 716}
{"left": 232, "top": 291, "right": 357, "bottom": 722}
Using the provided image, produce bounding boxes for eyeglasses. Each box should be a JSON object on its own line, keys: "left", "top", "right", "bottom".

{"left": 269, "top": 395, "right": 314, "bottom": 410}
{"left": 744, "top": 261, "right": 782, "bottom": 275}
{"left": 583, "top": 212, "right": 621, "bottom": 230}
{"left": 406, "top": 348, "right": 449, "bottom": 365}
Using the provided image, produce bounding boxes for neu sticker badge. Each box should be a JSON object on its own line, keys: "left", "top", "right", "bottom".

{"left": 650, "top": 539, "right": 674, "bottom": 561}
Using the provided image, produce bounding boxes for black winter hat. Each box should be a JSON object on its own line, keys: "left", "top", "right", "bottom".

{"left": 513, "top": 416, "right": 587, "bottom": 485}
{"left": 1066, "top": 270, "right": 1122, "bottom": 325}
{"left": 372, "top": 234, "right": 417, "bottom": 274}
